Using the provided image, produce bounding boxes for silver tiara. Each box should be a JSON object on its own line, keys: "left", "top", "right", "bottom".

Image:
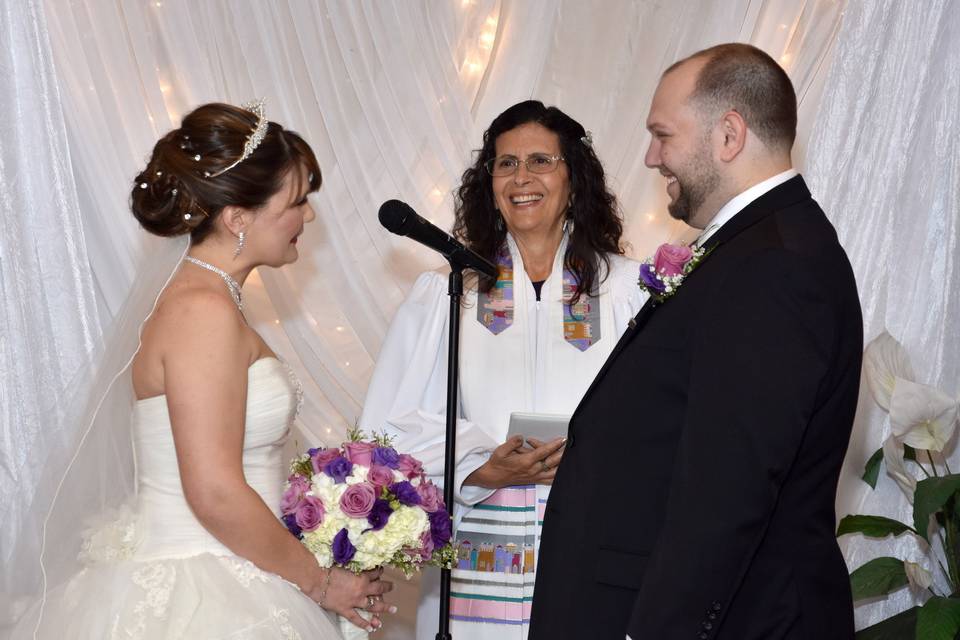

{"left": 206, "top": 99, "right": 268, "bottom": 178}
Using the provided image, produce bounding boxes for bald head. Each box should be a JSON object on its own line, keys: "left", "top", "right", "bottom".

{"left": 667, "top": 43, "right": 797, "bottom": 154}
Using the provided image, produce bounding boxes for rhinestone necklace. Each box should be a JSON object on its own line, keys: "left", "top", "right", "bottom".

{"left": 184, "top": 256, "right": 243, "bottom": 311}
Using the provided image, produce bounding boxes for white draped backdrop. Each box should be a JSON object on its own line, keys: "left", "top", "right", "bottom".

{"left": 1, "top": 0, "right": 957, "bottom": 633}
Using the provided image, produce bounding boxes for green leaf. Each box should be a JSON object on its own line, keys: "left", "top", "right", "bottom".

{"left": 855, "top": 606, "right": 918, "bottom": 640}
{"left": 905, "top": 444, "right": 919, "bottom": 462}
{"left": 863, "top": 447, "right": 884, "bottom": 488}
{"left": 917, "top": 597, "right": 960, "bottom": 640}
{"left": 838, "top": 515, "right": 916, "bottom": 538}
{"left": 914, "top": 476, "right": 960, "bottom": 542}
{"left": 850, "top": 557, "right": 909, "bottom": 600}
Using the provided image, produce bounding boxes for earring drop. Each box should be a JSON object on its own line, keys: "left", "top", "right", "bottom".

{"left": 234, "top": 230, "right": 246, "bottom": 257}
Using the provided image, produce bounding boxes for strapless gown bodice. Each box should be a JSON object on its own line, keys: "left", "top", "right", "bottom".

{"left": 13, "top": 356, "right": 342, "bottom": 639}
{"left": 132, "top": 356, "right": 300, "bottom": 559}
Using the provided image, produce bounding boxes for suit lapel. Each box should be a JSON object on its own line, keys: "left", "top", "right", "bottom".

{"left": 571, "top": 175, "right": 813, "bottom": 420}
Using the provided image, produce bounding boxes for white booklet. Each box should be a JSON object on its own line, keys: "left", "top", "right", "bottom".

{"left": 507, "top": 412, "right": 570, "bottom": 447}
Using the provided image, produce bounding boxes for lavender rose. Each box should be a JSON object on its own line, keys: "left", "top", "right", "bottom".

{"left": 372, "top": 446, "right": 400, "bottom": 470}
{"left": 397, "top": 454, "right": 424, "bottom": 479}
{"left": 416, "top": 480, "right": 443, "bottom": 513}
{"left": 294, "top": 495, "right": 325, "bottom": 532}
{"left": 283, "top": 513, "right": 303, "bottom": 539}
{"left": 367, "top": 464, "right": 396, "bottom": 489}
{"left": 344, "top": 441, "right": 376, "bottom": 466}
{"left": 653, "top": 243, "right": 693, "bottom": 277}
{"left": 428, "top": 508, "right": 452, "bottom": 547}
{"left": 323, "top": 456, "right": 354, "bottom": 484}
{"left": 389, "top": 481, "right": 422, "bottom": 507}
{"left": 340, "top": 482, "right": 377, "bottom": 518}
{"left": 311, "top": 448, "right": 343, "bottom": 475}
{"left": 366, "top": 498, "right": 394, "bottom": 531}
{"left": 418, "top": 529, "right": 435, "bottom": 557}
{"left": 332, "top": 528, "right": 356, "bottom": 565}
{"left": 638, "top": 263, "right": 666, "bottom": 294}
{"left": 280, "top": 475, "right": 310, "bottom": 515}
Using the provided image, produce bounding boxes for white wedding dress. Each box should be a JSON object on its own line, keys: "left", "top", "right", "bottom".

{"left": 13, "top": 357, "right": 341, "bottom": 639}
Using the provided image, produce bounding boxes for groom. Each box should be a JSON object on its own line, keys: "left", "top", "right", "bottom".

{"left": 529, "top": 44, "right": 861, "bottom": 640}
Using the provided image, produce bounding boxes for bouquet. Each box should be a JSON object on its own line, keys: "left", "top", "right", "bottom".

{"left": 281, "top": 429, "right": 454, "bottom": 638}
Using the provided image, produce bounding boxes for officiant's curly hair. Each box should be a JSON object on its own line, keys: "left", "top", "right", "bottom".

{"left": 453, "top": 100, "right": 623, "bottom": 303}
{"left": 131, "top": 102, "right": 321, "bottom": 241}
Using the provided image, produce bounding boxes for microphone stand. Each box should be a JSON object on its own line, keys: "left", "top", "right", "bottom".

{"left": 436, "top": 264, "right": 463, "bottom": 640}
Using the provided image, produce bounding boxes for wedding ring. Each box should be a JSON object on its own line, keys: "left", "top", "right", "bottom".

{"left": 540, "top": 460, "right": 550, "bottom": 472}
{"left": 367, "top": 595, "right": 376, "bottom": 610}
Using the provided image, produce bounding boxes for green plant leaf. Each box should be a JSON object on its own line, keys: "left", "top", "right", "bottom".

{"left": 855, "top": 606, "right": 918, "bottom": 639}
{"left": 917, "top": 597, "right": 960, "bottom": 640}
{"left": 850, "top": 557, "right": 909, "bottom": 600}
{"left": 905, "top": 444, "right": 919, "bottom": 461}
{"left": 838, "top": 515, "right": 916, "bottom": 538}
{"left": 863, "top": 447, "right": 884, "bottom": 489}
{"left": 914, "top": 476, "right": 960, "bottom": 542}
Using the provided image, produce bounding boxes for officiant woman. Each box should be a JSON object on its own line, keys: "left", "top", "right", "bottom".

{"left": 360, "top": 99, "right": 646, "bottom": 640}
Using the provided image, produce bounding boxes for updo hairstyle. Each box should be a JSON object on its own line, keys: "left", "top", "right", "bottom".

{"left": 131, "top": 102, "right": 321, "bottom": 241}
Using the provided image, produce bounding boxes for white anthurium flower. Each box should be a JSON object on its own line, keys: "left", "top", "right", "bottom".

{"left": 882, "top": 435, "right": 917, "bottom": 500}
{"left": 889, "top": 377, "right": 959, "bottom": 452}
{"left": 904, "top": 560, "right": 933, "bottom": 590}
{"left": 863, "top": 331, "right": 916, "bottom": 411}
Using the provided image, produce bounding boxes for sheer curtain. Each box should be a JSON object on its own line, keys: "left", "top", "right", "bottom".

{"left": 809, "top": 0, "right": 960, "bottom": 628}
{"left": 2, "top": 0, "right": 957, "bottom": 633}
{"left": 0, "top": 0, "right": 101, "bottom": 626}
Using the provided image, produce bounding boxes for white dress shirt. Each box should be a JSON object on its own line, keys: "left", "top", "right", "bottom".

{"left": 693, "top": 168, "right": 799, "bottom": 248}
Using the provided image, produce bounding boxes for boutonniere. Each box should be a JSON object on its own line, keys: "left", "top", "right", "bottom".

{"left": 638, "top": 242, "right": 712, "bottom": 304}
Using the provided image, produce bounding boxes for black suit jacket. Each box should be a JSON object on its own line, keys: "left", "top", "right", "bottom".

{"left": 529, "top": 176, "right": 862, "bottom": 640}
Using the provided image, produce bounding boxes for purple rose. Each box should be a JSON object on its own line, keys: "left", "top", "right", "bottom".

{"left": 397, "top": 454, "right": 424, "bottom": 480}
{"left": 311, "top": 448, "right": 344, "bottom": 475}
{"left": 332, "top": 528, "right": 356, "bottom": 565}
{"left": 283, "top": 513, "right": 303, "bottom": 539}
{"left": 340, "top": 483, "right": 377, "bottom": 518}
{"left": 428, "top": 508, "right": 452, "bottom": 547}
{"left": 638, "top": 263, "right": 666, "bottom": 294}
{"left": 416, "top": 480, "right": 443, "bottom": 513}
{"left": 389, "top": 481, "right": 422, "bottom": 507}
{"left": 418, "top": 529, "right": 435, "bottom": 557}
{"left": 280, "top": 475, "right": 310, "bottom": 515}
{"left": 653, "top": 243, "right": 693, "bottom": 277}
{"left": 372, "top": 447, "right": 400, "bottom": 469}
{"left": 294, "top": 495, "right": 325, "bottom": 532}
{"left": 323, "top": 456, "right": 354, "bottom": 484}
{"left": 367, "top": 464, "right": 396, "bottom": 489}
{"left": 344, "top": 441, "right": 377, "bottom": 466}
{"left": 366, "top": 498, "right": 394, "bottom": 531}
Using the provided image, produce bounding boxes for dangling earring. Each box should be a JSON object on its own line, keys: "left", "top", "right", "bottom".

{"left": 495, "top": 214, "right": 504, "bottom": 231}
{"left": 234, "top": 230, "right": 246, "bottom": 258}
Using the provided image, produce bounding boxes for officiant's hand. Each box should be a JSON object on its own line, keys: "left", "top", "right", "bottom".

{"left": 313, "top": 566, "right": 395, "bottom": 631}
{"left": 465, "top": 436, "right": 566, "bottom": 488}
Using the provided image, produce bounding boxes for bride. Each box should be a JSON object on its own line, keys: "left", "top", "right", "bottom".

{"left": 11, "top": 101, "right": 392, "bottom": 638}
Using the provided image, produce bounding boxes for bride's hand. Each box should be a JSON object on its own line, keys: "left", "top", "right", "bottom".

{"left": 310, "top": 566, "right": 395, "bottom": 631}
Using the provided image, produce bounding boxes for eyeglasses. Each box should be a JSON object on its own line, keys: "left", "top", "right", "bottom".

{"left": 485, "top": 153, "right": 565, "bottom": 177}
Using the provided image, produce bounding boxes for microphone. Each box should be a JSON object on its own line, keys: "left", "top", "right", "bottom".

{"left": 378, "top": 200, "right": 498, "bottom": 278}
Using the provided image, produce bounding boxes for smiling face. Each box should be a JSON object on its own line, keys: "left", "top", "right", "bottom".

{"left": 644, "top": 60, "right": 722, "bottom": 228}
{"left": 244, "top": 164, "right": 316, "bottom": 267}
{"left": 490, "top": 122, "right": 571, "bottom": 240}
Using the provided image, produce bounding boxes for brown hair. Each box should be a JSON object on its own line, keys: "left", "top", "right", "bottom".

{"left": 131, "top": 103, "right": 321, "bottom": 241}
{"left": 667, "top": 43, "right": 797, "bottom": 152}
{"left": 453, "top": 100, "right": 623, "bottom": 303}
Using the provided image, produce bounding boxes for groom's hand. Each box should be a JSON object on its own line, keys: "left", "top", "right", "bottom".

{"left": 466, "top": 436, "right": 566, "bottom": 488}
